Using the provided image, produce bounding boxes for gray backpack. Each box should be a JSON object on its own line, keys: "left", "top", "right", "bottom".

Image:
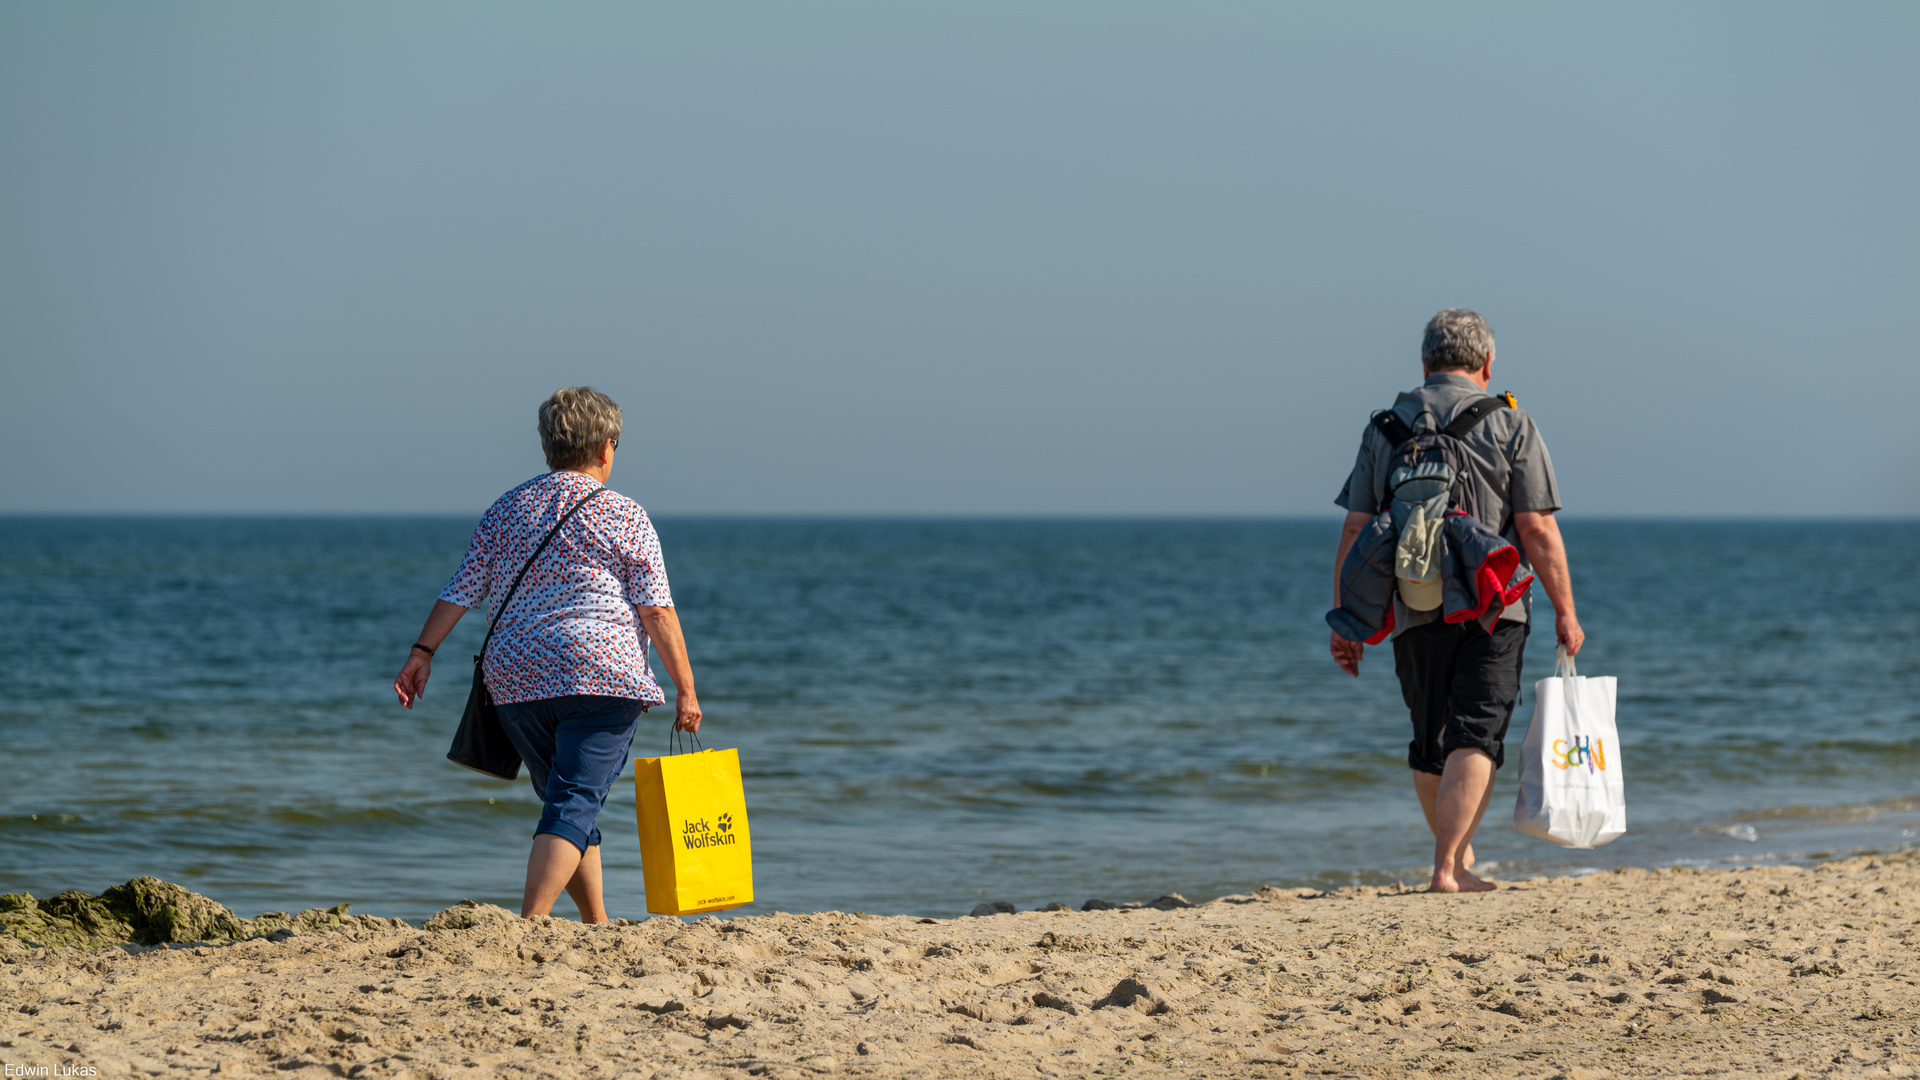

{"left": 1370, "top": 395, "right": 1510, "bottom": 611}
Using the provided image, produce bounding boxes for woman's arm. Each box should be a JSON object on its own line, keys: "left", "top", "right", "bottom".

{"left": 637, "top": 605, "right": 702, "bottom": 732}
{"left": 393, "top": 599, "right": 468, "bottom": 709}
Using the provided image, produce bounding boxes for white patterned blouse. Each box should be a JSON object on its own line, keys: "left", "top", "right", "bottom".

{"left": 439, "top": 470, "right": 673, "bottom": 705}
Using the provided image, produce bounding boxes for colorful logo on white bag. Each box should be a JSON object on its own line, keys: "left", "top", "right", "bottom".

{"left": 1551, "top": 736, "right": 1607, "bottom": 773}
{"left": 681, "top": 815, "right": 740, "bottom": 849}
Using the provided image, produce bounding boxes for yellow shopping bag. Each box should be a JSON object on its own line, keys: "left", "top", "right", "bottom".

{"left": 633, "top": 747, "right": 754, "bottom": 915}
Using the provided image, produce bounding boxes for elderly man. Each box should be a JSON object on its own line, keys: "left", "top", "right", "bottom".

{"left": 1330, "top": 309, "right": 1584, "bottom": 893}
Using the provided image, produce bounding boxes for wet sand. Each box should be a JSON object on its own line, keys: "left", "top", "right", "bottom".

{"left": 5, "top": 854, "right": 1918, "bottom": 1078}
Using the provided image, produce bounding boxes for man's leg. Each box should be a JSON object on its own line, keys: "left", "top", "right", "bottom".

{"left": 1429, "top": 748, "right": 1496, "bottom": 892}
{"left": 1428, "top": 620, "right": 1529, "bottom": 892}
{"left": 1397, "top": 623, "right": 1479, "bottom": 877}
{"left": 1413, "top": 771, "right": 1475, "bottom": 872}
{"left": 1415, "top": 770, "right": 1439, "bottom": 831}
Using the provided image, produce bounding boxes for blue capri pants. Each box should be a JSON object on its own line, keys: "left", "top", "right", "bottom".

{"left": 495, "top": 694, "right": 647, "bottom": 852}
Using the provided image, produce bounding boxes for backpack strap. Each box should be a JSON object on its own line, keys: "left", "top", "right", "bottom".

{"left": 1442, "top": 396, "right": 1509, "bottom": 440}
{"left": 1369, "top": 409, "right": 1417, "bottom": 447}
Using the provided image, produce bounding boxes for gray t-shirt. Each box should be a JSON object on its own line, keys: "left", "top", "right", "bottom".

{"left": 1335, "top": 373, "right": 1562, "bottom": 631}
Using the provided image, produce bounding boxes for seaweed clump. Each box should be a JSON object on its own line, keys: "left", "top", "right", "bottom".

{"left": 0, "top": 876, "right": 408, "bottom": 955}
{"left": 421, "top": 898, "right": 519, "bottom": 931}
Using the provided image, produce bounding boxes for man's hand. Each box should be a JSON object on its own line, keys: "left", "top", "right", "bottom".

{"left": 674, "top": 689, "right": 702, "bottom": 733}
{"left": 1329, "top": 510, "right": 1372, "bottom": 677}
{"left": 1556, "top": 611, "right": 1585, "bottom": 656}
{"left": 394, "top": 652, "right": 432, "bottom": 708}
{"left": 1330, "top": 632, "right": 1363, "bottom": 677}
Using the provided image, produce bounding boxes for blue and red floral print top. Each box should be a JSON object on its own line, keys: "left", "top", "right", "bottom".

{"left": 439, "top": 470, "right": 674, "bottom": 705}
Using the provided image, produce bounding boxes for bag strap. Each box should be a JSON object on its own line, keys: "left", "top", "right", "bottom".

{"left": 478, "top": 485, "right": 609, "bottom": 660}
{"left": 1554, "top": 645, "right": 1578, "bottom": 678}
{"left": 1442, "top": 395, "right": 1508, "bottom": 440}
{"left": 668, "top": 723, "right": 705, "bottom": 757}
{"left": 1370, "top": 409, "right": 1417, "bottom": 447}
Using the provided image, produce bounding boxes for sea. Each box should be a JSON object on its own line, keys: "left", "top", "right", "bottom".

{"left": 2, "top": 516, "right": 1916, "bottom": 923}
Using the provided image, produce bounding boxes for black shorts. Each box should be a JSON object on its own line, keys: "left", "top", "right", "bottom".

{"left": 1391, "top": 618, "right": 1530, "bottom": 775}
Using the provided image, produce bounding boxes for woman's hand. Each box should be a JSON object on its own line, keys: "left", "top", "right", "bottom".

{"left": 395, "top": 600, "right": 468, "bottom": 708}
{"left": 674, "top": 688, "right": 703, "bottom": 733}
{"left": 395, "top": 652, "right": 432, "bottom": 709}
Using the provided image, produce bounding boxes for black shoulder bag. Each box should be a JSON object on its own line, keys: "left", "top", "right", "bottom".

{"left": 447, "top": 485, "right": 609, "bottom": 780}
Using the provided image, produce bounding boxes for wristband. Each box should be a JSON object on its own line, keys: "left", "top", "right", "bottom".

{"left": 411, "top": 642, "right": 436, "bottom": 657}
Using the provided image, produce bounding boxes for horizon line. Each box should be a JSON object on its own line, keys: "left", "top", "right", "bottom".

{"left": 2, "top": 510, "right": 1915, "bottom": 523}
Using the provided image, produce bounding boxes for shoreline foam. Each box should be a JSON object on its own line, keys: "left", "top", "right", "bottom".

{"left": 5, "top": 854, "right": 1917, "bottom": 1078}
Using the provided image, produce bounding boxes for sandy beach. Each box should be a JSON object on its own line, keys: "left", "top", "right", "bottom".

{"left": 4, "top": 854, "right": 1917, "bottom": 1079}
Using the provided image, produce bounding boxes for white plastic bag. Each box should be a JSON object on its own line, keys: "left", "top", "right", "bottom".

{"left": 1512, "top": 647, "right": 1625, "bottom": 848}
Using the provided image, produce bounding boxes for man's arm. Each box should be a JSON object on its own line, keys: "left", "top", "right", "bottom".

{"left": 1512, "top": 510, "right": 1584, "bottom": 655}
{"left": 1329, "top": 509, "right": 1373, "bottom": 676}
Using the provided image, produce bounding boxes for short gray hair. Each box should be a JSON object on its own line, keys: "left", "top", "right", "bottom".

{"left": 1421, "top": 309, "right": 1494, "bottom": 373}
{"left": 538, "top": 387, "right": 623, "bottom": 470}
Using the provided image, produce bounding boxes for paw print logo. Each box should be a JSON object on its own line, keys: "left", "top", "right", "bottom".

{"left": 716, "top": 813, "right": 733, "bottom": 834}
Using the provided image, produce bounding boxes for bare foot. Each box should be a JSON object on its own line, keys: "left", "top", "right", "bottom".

{"left": 1462, "top": 845, "right": 1474, "bottom": 871}
{"left": 1428, "top": 867, "right": 1497, "bottom": 893}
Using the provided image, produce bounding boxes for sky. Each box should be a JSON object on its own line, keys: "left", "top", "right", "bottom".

{"left": 2, "top": 3, "right": 1915, "bottom": 517}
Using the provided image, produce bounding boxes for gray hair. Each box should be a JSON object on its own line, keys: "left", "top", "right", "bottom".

{"left": 1421, "top": 309, "right": 1495, "bottom": 373}
{"left": 538, "top": 386, "right": 623, "bottom": 471}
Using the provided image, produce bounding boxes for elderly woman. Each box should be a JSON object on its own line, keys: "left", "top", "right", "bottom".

{"left": 392, "top": 386, "right": 700, "bottom": 923}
